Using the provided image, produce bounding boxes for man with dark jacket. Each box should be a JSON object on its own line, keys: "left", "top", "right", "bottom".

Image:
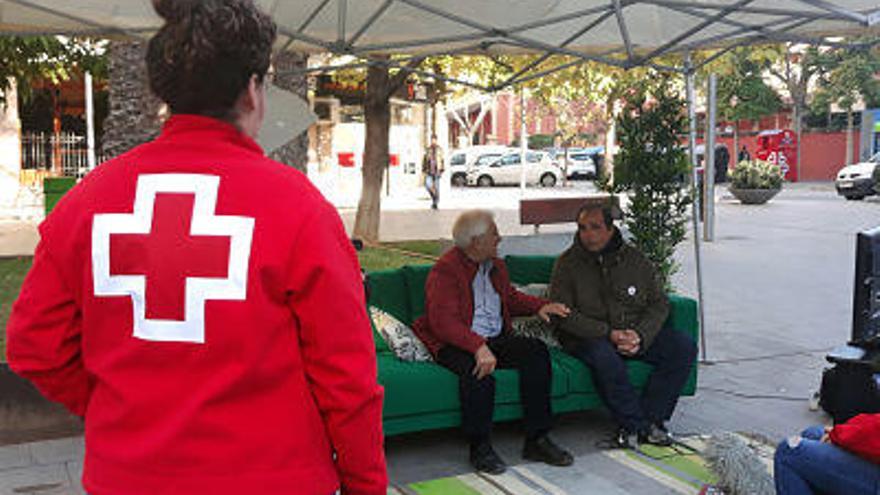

{"left": 549, "top": 203, "right": 697, "bottom": 448}
{"left": 412, "top": 209, "right": 573, "bottom": 474}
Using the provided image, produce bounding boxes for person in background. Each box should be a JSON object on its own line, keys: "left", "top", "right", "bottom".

{"left": 774, "top": 413, "right": 880, "bottom": 495}
{"left": 412, "top": 209, "right": 574, "bottom": 474}
{"left": 422, "top": 134, "right": 444, "bottom": 210}
{"left": 738, "top": 144, "right": 751, "bottom": 162}
{"left": 5, "top": 1, "right": 386, "bottom": 493}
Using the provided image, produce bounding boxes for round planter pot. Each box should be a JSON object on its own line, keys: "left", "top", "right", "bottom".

{"left": 729, "top": 187, "right": 780, "bottom": 205}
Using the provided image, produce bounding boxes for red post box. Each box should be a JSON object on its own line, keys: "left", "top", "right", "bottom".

{"left": 755, "top": 129, "right": 798, "bottom": 182}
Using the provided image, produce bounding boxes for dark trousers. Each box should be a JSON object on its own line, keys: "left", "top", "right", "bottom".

{"left": 569, "top": 324, "right": 697, "bottom": 432}
{"left": 436, "top": 334, "right": 553, "bottom": 443}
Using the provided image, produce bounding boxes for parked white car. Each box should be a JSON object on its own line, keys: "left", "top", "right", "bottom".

{"left": 562, "top": 151, "right": 597, "bottom": 180}
{"left": 835, "top": 152, "right": 880, "bottom": 200}
{"left": 466, "top": 151, "right": 562, "bottom": 187}
{"left": 447, "top": 145, "right": 513, "bottom": 187}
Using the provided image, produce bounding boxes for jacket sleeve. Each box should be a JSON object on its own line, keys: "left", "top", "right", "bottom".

{"left": 548, "top": 255, "right": 610, "bottom": 340}
{"left": 286, "top": 203, "right": 387, "bottom": 495}
{"left": 504, "top": 278, "right": 547, "bottom": 317}
{"left": 426, "top": 263, "right": 486, "bottom": 354}
{"left": 6, "top": 239, "right": 91, "bottom": 417}
{"left": 829, "top": 413, "right": 880, "bottom": 464}
{"left": 633, "top": 254, "right": 669, "bottom": 350}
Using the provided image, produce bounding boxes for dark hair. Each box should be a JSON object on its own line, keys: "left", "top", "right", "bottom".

{"left": 147, "top": 0, "right": 277, "bottom": 122}
{"left": 576, "top": 202, "right": 616, "bottom": 229}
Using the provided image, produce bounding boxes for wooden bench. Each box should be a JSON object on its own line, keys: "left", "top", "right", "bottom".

{"left": 519, "top": 194, "right": 619, "bottom": 233}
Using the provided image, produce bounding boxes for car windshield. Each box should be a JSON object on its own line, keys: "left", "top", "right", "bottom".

{"left": 869, "top": 152, "right": 880, "bottom": 164}
{"left": 450, "top": 153, "right": 466, "bottom": 166}
{"left": 475, "top": 154, "right": 502, "bottom": 166}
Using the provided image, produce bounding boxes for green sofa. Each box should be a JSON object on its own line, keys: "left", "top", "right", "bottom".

{"left": 368, "top": 255, "right": 699, "bottom": 437}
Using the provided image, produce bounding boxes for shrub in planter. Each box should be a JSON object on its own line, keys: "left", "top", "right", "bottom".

{"left": 729, "top": 159, "right": 783, "bottom": 204}
{"left": 730, "top": 159, "right": 783, "bottom": 190}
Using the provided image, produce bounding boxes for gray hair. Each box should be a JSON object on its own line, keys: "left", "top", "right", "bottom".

{"left": 452, "top": 209, "right": 494, "bottom": 248}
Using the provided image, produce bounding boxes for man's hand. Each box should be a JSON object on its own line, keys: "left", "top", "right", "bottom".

{"left": 610, "top": 329, "right": 641, "bottom": 356}
{"left": 473, "top": 344, "right": 497, "bottom": 379}
{"left": 537, "top": 302, "right": 571, "bottom": 322}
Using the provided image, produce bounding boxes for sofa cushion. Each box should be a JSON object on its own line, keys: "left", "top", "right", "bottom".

{"left": 378, "top": 356, "right": 459, "bottom": 418}
{"left": 402, "top": 264, "right": 433, "bottom": 323}
{"left": 367, "top": 305, "right": 391, "bottom": 354}
{"left": 367, "top": 269, "right": 412, "bottom": 326}
{"left": 505, "top": 255, "right": 557, "bottom": 285}
{"left": 370, "top": 307, "right": 432, "bottom": 362}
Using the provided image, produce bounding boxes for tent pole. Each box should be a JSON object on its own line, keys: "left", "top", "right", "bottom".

{"left": 686, "top": 54, "right": 708, "bottom": 362}
{"left": 704, "top": 73, "right": 716, "bottom": 241}
{"left": 520, "top": 87, "right": 527, "bottom": 195}
{"left": 85, "top": 71, "right": 96, "bottom": 172}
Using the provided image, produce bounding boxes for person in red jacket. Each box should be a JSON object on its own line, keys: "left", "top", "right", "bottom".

{"left": 774, "top": 413, "right": 880, "bottom": 494}
{"left": 412, "top": 209, "right": 573, "bottom": 474}
{"left": 5, "top": 1, "right": 386, "bottom": 494}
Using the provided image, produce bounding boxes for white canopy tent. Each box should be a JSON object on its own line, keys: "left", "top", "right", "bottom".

{"left": 3, "top": 0, "right": 879, "bottom": 360}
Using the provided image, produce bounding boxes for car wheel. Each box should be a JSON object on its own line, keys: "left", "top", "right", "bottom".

{"left": 451, "top": 173, "right": 467, "bottom": 187}
{"left": 477, "top": 175, "right": 494, "bottom": 187}
{"left": 846, "top": 195, "right": 866, "bottom": 201}
{"left": 540, "top": 173, "right": 557, "bottom": 187}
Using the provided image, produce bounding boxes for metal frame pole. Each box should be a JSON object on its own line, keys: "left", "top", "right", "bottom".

{"left": 520, "top": 87, "right": 528, "bottom": 195}
{"left": 704, "top": 73, "right": 716, "bottom": 242}
{"left": 85, "top": 71, "right": 96, "bottom": 171}
{"left": 686, "top": 54, "right": 708, "bottom": 362}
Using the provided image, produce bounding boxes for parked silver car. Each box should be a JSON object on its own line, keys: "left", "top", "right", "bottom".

{"left": 466, "top": 151, "right": 562, "bottom": 187}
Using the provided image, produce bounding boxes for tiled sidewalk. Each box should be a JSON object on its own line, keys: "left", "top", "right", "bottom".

{"left": 0, "top": 437, "right": 83, "bottom": 495}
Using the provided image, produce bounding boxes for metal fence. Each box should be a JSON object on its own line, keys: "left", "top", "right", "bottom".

{"left": 21, "top": 132, "right": 104, "bottom": 178}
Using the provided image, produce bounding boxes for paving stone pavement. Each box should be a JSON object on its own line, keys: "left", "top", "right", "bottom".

{"left": 0, "top": 437, "right": 83, "bottom": 495}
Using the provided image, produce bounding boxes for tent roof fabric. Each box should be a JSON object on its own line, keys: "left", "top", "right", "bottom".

{"left": 1, "top": 0, "right": 878, "bottom": 84}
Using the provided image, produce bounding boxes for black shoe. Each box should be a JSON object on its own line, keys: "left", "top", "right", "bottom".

{"left": 523, "top": 435, "right": 574, "bottom": 466}
{"left": 639, "top": 423, "right": 674, "bottom": 447}
{"left": 470, "top": 441, "right": 507, "bottom": 475}
{"left": 615, "top": 428, "right": 639, "bottom": 450}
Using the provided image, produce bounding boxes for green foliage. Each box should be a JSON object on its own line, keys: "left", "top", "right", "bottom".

{"left": 611, "top": 78, "right": 691, "bottom": 290}
{"left": 0, "top": 257, "right": 33, "bottom": 361}
{"left": 704, "top": 47, "right": 781, "bottom": 123}
{"left": 0, "top": 35, "right": 107, "bottom": 106}
{"left": 811, "top": 38, "right": 880, "bottom": 113}
{"left": 729, "top": 159, "right": 783, "bottom": 190}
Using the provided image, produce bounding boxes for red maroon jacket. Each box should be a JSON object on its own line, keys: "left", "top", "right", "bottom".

{"left": 830, "top": 413, "right": 880, "bottom": 464}
{"left": 412, "top": 247, "right": 547, "bottom": 355}
{"left": 6, "top": 115, "right": 386, "bottom": 495}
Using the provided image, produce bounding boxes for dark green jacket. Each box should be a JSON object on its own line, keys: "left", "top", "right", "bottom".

{"left": 549, "top": 229, "right": 668, "bottom": 352}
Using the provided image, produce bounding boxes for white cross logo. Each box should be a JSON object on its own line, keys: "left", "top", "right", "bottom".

{"left": 91, "top": 174, "right": 254, "bottom": 344}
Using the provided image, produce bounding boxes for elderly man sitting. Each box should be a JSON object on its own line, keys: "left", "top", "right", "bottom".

{"left": 412, "top": 209, "right": 573, "bottom": 475}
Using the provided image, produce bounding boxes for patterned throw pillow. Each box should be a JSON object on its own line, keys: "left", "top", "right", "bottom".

{"left": 369, "top": 306, "right": 433, "bottom": 362}
{"left": 511, "top": 316, "right": 561, "bottom": 348}
{"left": 516, "top": 283, "right": 549, "bottom": 298}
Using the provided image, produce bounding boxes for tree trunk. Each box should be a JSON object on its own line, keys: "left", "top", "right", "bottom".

{"left": 353, "top": 63, "right": 392, "bottom": 242}
{"left": 102, "top": 40, "right": 164, "bottom": 159}
{"left": 269, "top": 51, "right": 309, "bottom": 174}
{"left": 794, "top": 104, "right": 803, "bottom": 179}
{"left": 845, "top": 109, "right": 854, "bottom": 165}
{"left": 732, "top": 121, "right": 739, "bottom": 165}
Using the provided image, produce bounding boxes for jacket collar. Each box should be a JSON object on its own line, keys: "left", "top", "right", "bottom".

{"left": 452, "top": 246, "right": 500, "bottom": 277}
{"left": 156, "top": 114, "right": 265, "bottom": 156}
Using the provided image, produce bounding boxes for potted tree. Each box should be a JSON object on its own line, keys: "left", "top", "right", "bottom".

{"left": 728, "top": 159, "right": 783, "bottom": 204}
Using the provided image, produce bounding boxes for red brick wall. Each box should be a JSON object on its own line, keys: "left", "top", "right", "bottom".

{"left": 708, "top": 130, "right": 861, "bottom": 181}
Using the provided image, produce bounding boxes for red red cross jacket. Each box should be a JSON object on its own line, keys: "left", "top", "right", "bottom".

{"left": 829, "top": 413, "right": 880, "bottom": 464}
{"left": 6, "top": 115, "right": 387, "bottom": 495}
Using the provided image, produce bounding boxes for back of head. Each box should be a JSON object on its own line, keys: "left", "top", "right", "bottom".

{"left": 147, "top": 0, "right": 277, "bottom": 122}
